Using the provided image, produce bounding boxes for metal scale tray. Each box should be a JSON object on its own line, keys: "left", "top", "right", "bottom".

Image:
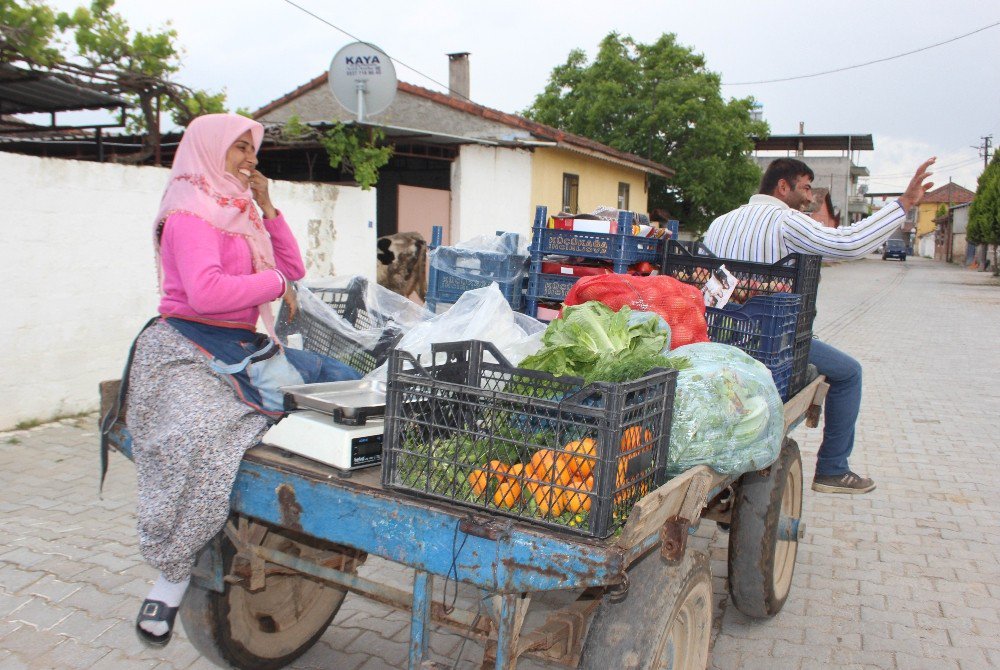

{"left": 281, "top": 378, "right": 387, "bottom": 425}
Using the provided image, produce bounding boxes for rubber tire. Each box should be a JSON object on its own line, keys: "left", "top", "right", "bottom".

{"left": 727, "top": 437, "right": 802, "bottom": 619}
{"left": 579, "top": 549, "right": 712, "bottom": 670}
{"left": 179, "top": 520, "right": 359, "bottom": 670}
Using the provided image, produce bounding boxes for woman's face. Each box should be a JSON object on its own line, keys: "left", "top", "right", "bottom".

{"left": 224, "top": 130, "right": 257, "bottom": 188}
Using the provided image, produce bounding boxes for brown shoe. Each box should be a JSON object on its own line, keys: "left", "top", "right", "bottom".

{"left": 811, "top": 471, "right": 876, "bottom": 494}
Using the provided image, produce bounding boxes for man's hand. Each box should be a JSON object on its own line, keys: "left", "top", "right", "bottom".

{"left": 898, "top": 158, "right": 936, "bottom": 212}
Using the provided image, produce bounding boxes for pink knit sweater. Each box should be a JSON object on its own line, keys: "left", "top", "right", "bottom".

{"left": 158, "top": 211, "right": 306, "bottom": 327}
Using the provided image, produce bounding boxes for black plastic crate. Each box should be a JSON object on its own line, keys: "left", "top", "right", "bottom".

{"left": 275, "top": 277, "right": 401, "bottom": 375}
{"left": 660, "top": 240, "right": 820, "bottom": 320}
{"left": 382, "top": 340, "right": 678, "bottom": 539}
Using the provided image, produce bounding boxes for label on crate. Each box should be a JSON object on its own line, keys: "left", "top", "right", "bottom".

{"left": 546, "top": 234, "right": 610, "bottom": 256}
{"left": 702, "top": 264, "right": 738, "bottom": 308}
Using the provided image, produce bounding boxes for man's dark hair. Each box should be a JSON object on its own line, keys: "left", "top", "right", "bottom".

{"left": 759, "top": 158, "right": 814, "bottom": 195}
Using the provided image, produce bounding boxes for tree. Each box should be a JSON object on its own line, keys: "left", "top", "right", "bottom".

{"left": 1, "top": 0, "right": 226, "bottom": 162}
{"left": 968, "top": 154, "right": 1000, "bottom": 275}
{"left": 524, "top": 32, "right": 768, "bottom": 234}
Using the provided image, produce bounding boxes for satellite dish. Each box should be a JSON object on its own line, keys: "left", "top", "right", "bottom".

{"left": 328, "top": 42, "right": 397, "bottom": 122}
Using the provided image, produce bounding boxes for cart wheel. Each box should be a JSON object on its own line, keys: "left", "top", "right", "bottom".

{"left": 579, "top": 549, "right": 712, "bottom": 670}
{"left": 180, "top": 519, "right": 364, "bottom": 670}
{"left": 727, "top": 437, "right": 803, "bottom": 618}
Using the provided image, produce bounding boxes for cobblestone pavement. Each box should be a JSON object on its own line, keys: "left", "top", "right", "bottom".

{"left": 1, "top": 257, "right": 998, "bottom": 669}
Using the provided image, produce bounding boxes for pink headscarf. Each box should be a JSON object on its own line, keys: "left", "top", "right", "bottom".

{"left": 155, "top": 113, "right": 280, "bottom": 336}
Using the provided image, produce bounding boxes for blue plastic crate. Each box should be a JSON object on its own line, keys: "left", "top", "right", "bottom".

{"left": 426, "top": 276, "right": 525, "bottom": 312}
{"left": 425, "top": 226, "right": 528, "bottom": 312}
{"left": 706, "top": 294, "right": 801, "bottom": 400}
{"left": 527, "top": 272, "right": 580, "bottom": 302}
{"left": 530, "top": 227, "right": 663, "bottom": 268}
{"left": 769, "top": 360, "right": 794, "bottom": 401}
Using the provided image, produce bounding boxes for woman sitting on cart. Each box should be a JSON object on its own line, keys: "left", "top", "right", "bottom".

{"left": 118, "top": 113, "right": 359, "bottom": 646}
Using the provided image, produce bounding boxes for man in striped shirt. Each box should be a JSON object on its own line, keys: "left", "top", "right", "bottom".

{"left": 704, "top": 157, "right": 935, "bottom": 494}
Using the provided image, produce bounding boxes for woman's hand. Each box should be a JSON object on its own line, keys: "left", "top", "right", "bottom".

{"left": 249, "top": 169, "right": 278, "bottom": 219}
{"left": 282, "top": 280, "right": 299, "bottom": 322}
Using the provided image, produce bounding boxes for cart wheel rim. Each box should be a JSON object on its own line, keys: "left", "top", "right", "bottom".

{"left": 772, "top": 454, "right": 802, "bottom": 600}
{"left": 226, "top": 534, "right": 347, "bottom": 658}
{"left": 654, "top": 577, "right": 712, "bottom": 669}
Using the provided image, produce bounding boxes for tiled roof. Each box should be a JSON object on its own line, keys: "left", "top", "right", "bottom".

{"left": 252, "top": 73, "right": 674, "bottom": 178}
{"left": 921, "top": 182, "right": 975, "bottom": 204}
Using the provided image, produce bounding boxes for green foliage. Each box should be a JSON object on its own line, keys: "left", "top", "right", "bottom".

{"left": 0, "top": 0, "right": 66, "bottom": 65}
{"left": 524, "top": 32, "right": 768, "bottom": 234}
{"left": 2, "top": 0, "right": 227, "bottom": 159}
{"left": 968, "top": 154, "right": 1000, "bottom": 273}
{"left": 280, "top": 115, "right": 393, "bottom": 190}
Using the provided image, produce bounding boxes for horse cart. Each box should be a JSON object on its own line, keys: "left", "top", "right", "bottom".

{"left": 99, "top": 353, "right": 826, "bottom": 670}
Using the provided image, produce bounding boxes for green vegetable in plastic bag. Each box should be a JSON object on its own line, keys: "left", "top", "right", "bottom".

{"left": 663, "top": 342, "right": 784, "bottom": 476}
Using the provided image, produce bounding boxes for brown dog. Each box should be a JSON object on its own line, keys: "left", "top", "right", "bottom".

{"left": 376, "top": 232, "right": 427, "bottom": 302}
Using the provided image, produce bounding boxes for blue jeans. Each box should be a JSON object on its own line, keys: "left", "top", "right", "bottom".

{"left": 808, "top": 339, "right": 862, "bottom": 476}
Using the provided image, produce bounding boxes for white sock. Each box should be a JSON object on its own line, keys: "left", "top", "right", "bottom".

{"left": 139, "top": 574, "right": 190, "bottom": 637}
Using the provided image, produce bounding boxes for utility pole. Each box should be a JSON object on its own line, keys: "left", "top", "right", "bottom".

{"left": 974, "top": 135, "right": 993, "bottom": 169}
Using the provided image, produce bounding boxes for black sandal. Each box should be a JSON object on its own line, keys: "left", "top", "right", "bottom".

{"left": 135, "top": 599, "right": 179, "bottom": 647}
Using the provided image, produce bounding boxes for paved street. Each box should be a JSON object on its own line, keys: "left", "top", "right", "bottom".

{"left": 1, "top": 256, "right": 998, "bottom": 669}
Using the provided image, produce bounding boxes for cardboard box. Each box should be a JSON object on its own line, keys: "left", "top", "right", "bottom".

{"left": 571, "top": 219, "right": 617, "bottom": 234}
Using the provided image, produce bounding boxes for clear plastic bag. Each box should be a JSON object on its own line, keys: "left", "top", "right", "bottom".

{"left": 664, "top": 342, "right": 784, "bottom": 476}
{"left": 276, "top": 275, "right": 434, "bottom": 375}
{"left": 428, "top": 232, "right": 530, "bottom": 285}
{"left": 368, "top": 283, "right": 545, "bottom": 381}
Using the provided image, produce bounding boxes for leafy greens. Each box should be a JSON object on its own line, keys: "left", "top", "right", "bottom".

{"left": 518, "top": 302, "right": 687, "bottom": 383}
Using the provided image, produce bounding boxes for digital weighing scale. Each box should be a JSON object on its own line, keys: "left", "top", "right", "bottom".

{"left": 261, "top": 379, "right": 387, "bottom": 471}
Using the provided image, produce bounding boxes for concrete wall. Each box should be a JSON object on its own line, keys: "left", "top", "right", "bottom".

{"left": 2, "top": 152, "right": 376, "bottom": 430}
{"left": 450, "top": 144, "right": 533, "bottom": 243}
{"left": 530, "top": 147, "right": 648, "bottom": 219}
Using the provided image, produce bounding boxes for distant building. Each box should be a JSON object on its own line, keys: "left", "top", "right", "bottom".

{"left": 913, "top": 182, "right": 975, "bottom": 258}
{"left": 932, "top": 201, "right": 973, "bottom": 264}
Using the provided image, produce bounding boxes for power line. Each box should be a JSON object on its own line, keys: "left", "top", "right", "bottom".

{"left": 864, "top": 156, "right": 982, "bottom": 179}
{"left": 278, "top": 0, "right": 474, "bottom": 103}
{"left": 723, "top": 20, "right": 1000, "bottom": 86}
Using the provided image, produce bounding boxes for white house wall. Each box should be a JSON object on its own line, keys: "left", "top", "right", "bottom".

{"left": 2, "top": 152, "right": 375, "bottom": 430}
{"left": 450, "top": 145, "right": 533, "bottom": 245}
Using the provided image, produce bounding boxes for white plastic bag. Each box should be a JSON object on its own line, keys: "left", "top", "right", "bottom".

{"left": 367, "top": 283, "right": 544, "bottom": 381}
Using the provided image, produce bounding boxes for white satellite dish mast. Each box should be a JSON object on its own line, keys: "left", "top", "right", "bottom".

{"left": 328, "top": 42, "right": 397, "bottom": 122}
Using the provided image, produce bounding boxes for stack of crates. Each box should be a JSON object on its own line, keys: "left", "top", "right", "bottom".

{"left": 524, "top": 205, "right": 666, "bottom": 320}
{"left": 424, "top": 225, "right": 529, "bottom": 313}
{"left": 659, "top": 241, "right": 821, "bottom": 399}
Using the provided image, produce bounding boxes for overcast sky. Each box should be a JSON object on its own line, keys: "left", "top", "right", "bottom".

{"left": 40, "top": 0, "right": 1000, "bottom": 194}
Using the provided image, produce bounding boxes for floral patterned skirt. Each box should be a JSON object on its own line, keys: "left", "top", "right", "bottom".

{"left": 126, "top": 320, "right": 268, "bottom": 581}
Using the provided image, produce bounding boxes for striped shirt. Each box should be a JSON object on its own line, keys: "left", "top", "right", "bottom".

{"left": 703, "top": 194, "right": 905, "bottom": 263}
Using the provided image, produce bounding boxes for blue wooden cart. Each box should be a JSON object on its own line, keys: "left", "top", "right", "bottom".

{"left": 100, "top": 374, "right": 827, "bottom": 670}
